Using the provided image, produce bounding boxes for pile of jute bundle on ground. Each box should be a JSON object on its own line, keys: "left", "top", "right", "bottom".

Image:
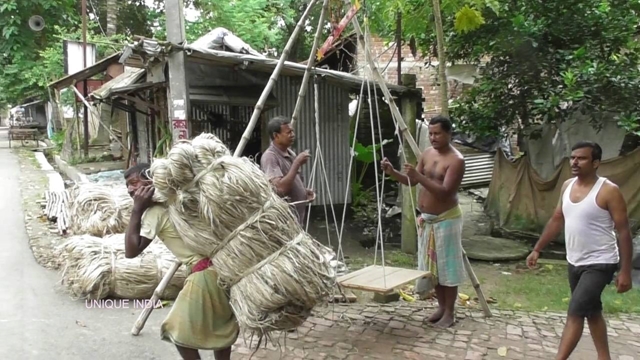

{"left": 68, "top": 183, "right": 133, "bottom": 237}
{"left": 149, "top": 133, "right": 336, "bottom": 335}
{"left": 56, "top": 234, "right": 188, "bottom": 300}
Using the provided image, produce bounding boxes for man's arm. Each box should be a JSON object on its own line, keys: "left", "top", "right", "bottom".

{"left": 414, "top": 157, "right": 465, "bottom": 198}
{"left": 607, "top": 185, "right": 633, "bottom": 277}
{"left": 125, "top": 207, "right": 153, "bottom": 258}
{"left": 532, "top": 180, "right": 571, "bottom": 253}
{"left": 261, "top": 153, "right": 300, "bottom": 196}
{"left": 124, "top": 186, "right": 155, "bottom": 258}
{"left": 387, "top": 157, "right": 418, "bottom": 186}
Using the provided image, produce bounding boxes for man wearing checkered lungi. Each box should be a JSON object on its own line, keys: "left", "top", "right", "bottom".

{"left": 381, "top": 115, "right": 466, "bottom": 328}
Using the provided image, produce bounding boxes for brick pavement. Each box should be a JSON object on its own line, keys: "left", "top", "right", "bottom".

{"left": 231, "top": 302, "right": 640, "bottom": 360}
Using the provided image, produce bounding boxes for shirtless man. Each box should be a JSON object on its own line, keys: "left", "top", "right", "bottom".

{"left": 526, "top": 141, "right": 633, "bottom": 360}
{"left": 381, "top": 115, "right": 466, "bottom": 328}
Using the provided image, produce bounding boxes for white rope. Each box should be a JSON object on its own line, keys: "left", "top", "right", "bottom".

{"left": 302, "top": 76, "right": 348, "bottom": 263}
{"left": 362, "top": 21, "right": 422, "bottom": 243}
{"left": 361, "top": 24, "right": 387, "bottom": 288}
{"left": 334, "top": 80, "right": 367, "bottom": 263}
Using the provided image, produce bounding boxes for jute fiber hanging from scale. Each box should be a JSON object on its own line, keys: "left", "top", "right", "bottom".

{"left": 148, "top": 133, "right": 337, "bottom": 335}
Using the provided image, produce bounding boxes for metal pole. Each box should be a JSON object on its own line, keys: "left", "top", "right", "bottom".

{"left": 82, "top": 0, "right": 89, "bottom": 157}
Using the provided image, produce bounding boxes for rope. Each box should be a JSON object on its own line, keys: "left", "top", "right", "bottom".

{"left": 361, "top": 23, "right": 387, "bottom": 287}
{"left": 362, "top": 21, "right": 421, "bottom": 246}
{"left": 334, "top": 80, "right": 366, "bottom": 264}
{"left": 303, "top": 76, "right": 349, "bottom": 263}
{"left": 209, "top": 198, "right": 275, "bottom": 259}
{"left": 229, "top": 233, "right": 305, "bottom": 287}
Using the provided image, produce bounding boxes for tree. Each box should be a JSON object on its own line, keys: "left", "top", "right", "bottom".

{"left": 0, "top": 0, "right": 161, "bottom": 108}
{"left": 364, "top": 0, "right": 497, "bottom": 116}
{"left": 443, "top": 0, "right": 640, "bottom": 139}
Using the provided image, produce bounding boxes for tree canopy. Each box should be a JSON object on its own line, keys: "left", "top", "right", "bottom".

{"left": 0, "top": 0, "right": 331, "bottom": 108}
{"left": 3, "top": 0, "right": 640, "bottom": 142}
{"left": 443, "top": 0, "right": 640, "bottom": 138}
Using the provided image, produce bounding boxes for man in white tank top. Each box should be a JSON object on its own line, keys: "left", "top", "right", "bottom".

{"left": 526, "top": 141, "right": 633, "bottom": 360}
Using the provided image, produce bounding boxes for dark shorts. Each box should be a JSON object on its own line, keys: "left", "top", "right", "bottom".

{"left": 567, "top": 263, "right": 618, "bottom": 318}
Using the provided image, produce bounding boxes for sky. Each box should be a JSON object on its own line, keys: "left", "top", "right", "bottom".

{"left": 144, "top": 0, "right": 202, "bottom": 22}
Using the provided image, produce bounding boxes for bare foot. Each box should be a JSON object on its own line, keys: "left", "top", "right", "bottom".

{"left": 434, "top": 313, "right": 455, "bottom": 329}
{"left": 427, "top": 308, "right": 445, "bottom": 323}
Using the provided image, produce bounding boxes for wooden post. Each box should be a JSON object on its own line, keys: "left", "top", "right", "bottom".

{"left": 400, "top": 74, "right": 417, "bottom": 254}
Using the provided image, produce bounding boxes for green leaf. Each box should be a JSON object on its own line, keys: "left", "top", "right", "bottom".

{"left": 454, "top": 5, "right": 485, "bottom": 34}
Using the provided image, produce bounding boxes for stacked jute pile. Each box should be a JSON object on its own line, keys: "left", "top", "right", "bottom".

{"left": 68, "top": 183, "right": 133, "bottom": 237}
{"left": 149, "top": 133, "right": 336, "bottom": 335}
{"left": 57, "top": 234, "right": 188, "bottom": 300}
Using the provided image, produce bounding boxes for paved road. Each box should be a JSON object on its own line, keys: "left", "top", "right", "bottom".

{"left": 0, "top": 130, "right": 180, "bottom": 359}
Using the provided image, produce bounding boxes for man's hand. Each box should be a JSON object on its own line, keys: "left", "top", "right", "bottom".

{"left": 526, "top": 250, "right": 540, "bottom": 269}
{"left": 306, "top": 188, "right": 316, "bottom": 202}
{"left": 615, "top": 270, "right": 632, "bottom": 293}
{"left": 133, "top": 186, "right": 155, "bottom": 212}
{"left": 293, "top": 150, "right": 311, "bottom": 168}
{"left": 380, "top": 157, "right": 394, "bottom": 175}
{"left": 403, "top": 163, "right": 420, "bottom": 184}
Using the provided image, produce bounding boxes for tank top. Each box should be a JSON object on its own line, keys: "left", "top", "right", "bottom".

{"left": 562, "top": 177, "right": 619, "bottom": 266}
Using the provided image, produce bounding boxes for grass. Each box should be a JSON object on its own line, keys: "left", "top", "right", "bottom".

{"left": 344, "top": 251, "right": 640, "bottom": 314}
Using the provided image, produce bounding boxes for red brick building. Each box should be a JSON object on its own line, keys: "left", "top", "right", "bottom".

{"left": 352, "top": 35, "right": 473, "bottom": 119}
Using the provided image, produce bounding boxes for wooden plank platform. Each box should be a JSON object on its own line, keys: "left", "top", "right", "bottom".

{"left": 337, "top": 265, "right": 431, "bottom": 293}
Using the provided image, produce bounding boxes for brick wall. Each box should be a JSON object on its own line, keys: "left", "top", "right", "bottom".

{"left": 355, "top": 36, "right": 466, "bottom": 119}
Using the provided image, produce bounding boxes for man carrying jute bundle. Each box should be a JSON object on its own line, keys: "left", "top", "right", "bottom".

{"left": 261, "top": 115, "right": 315, "bottom": 225}
{"left": 123, "top": 163, "right": 239, "bottom": 360}
{"left": 381, "top": 115, "right": 466, "bottom": 328}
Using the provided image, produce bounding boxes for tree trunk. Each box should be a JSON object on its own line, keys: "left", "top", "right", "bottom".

{"left": 431, "top": 0, "right": 448, "bottom": 116}
{"left": 106, "top": 0, "right": 117, "bottom": 36}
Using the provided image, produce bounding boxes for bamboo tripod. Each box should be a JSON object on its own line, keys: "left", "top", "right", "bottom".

{"left": 131, "top": 0, "right": 490, "bottom": 336}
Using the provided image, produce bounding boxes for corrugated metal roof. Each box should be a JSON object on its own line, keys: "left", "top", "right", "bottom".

{"left": 91, "top": 67, "right": 146, "bottom": 100}
{"left": 461, "top": 153, "right": 495, "bottom": 188}
{"left": 183, "top": 46, "right": 419, "bottom": 97}
{"left": 48, "top": 52, "right": 123, "bottom": 90}
{"left": 121, "top": 40, "right": 421, "bottom": 97}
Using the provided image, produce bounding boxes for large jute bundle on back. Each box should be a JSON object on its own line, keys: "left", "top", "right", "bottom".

{"left": 149, "top": 133, "right": 336, "bottom": 334}
{"left": 57, "top": 234, "right": 188, "bottom": 300}
{"left": 68, "top": 184, "right": 133, "bottom": 236}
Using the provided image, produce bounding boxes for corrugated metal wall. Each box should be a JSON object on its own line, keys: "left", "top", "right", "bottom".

{"left": 265, "top": 76, "right": 352, "bottom": 206}
{"left": 190, "top": 102, "right": 262, "bottom": 159}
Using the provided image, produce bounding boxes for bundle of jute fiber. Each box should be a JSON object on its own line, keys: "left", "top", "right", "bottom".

{"left": 68, "top": 183, "right": 133, "bottom": 237}
{"left": 149, "top": 133, "right": 336, "bottom": 334}
{"left": 57, "top": 233, "right": 188, "bottom": 300}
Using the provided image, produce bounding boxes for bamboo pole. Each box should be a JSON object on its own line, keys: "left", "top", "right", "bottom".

{"left": 131, "top": 261, "right": 181, "bottom": 335}
{"left": 131, "top": 0, "right": 321, "bottom": 335}
{"left": 233, "top": 0, "right": 320, "bottom": 157}
{"left": 69, "top": 86, "right": 126, "bottom": 150}
{"left": 351, "top": 17, "right": 492, "bottom": 317}
{"left": 290, "top": 0, "right": 330, "bottom": 127}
